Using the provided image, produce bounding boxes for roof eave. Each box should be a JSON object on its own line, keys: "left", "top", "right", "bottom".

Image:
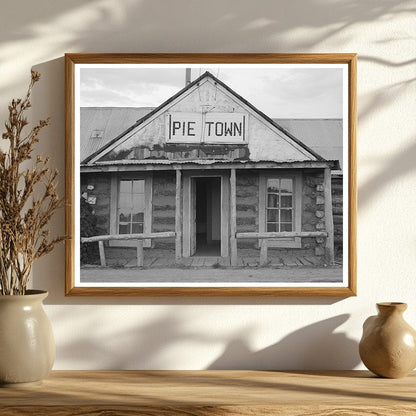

{"left": 80, "top": 158, "right": 340, "bottom": 172}
{"left": 82, "top": 72, "right": 213, "bottom": 165}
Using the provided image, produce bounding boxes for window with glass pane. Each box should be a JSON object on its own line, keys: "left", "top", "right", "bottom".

{"left": 118, "top": 179, "right": 145, "bottom": 234}
{"left": 266, "top": 178, "right": 293, "bottom": 232}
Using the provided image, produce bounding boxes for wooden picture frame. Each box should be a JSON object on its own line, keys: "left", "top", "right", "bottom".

{"left": 65, "top": 53, "right": 356, "bottom": 296}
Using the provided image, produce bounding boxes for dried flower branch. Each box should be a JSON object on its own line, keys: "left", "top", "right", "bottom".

{"left": 0, "top": 71, "right": 66, "bottom": 295}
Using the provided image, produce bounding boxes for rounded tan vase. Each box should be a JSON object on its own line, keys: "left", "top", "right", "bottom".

{"left": 0, "top": 290, "right": 55, "bottom": 387}
{"left": 359, "top": 302, "right": 416, "bottom": 378}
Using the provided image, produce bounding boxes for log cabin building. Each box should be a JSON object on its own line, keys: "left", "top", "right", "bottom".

{"left": 80, "top": 71, "right": 342, "bottom": 268}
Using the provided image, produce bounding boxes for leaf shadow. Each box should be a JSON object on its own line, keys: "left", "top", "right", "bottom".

{"left": 208, "top": 314, "right": 360, "bottom": 370}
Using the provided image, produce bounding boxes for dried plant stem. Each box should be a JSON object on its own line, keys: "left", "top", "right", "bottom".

{"left": 0, "top": 71, "right": 65, "bottom": 295}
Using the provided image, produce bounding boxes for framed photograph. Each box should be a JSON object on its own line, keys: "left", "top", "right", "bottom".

{"left": 65, "top": 53, "right": 356, "bottom": 296}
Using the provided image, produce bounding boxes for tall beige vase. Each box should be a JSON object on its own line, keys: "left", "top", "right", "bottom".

{"left": 0, "top": 290, "right": 55, "bottom": 387}
{"left": 359, "top": 302, "right": 416, "bottom": 378}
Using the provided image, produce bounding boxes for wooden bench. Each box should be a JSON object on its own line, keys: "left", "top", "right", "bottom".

{"left": 81, "top": 232, "right": 176, "bottom": 267}
{"left": 235, "top": 231, "right": 329, "bottom": 266}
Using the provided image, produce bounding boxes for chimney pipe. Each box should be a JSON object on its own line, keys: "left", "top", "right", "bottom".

{"left": 185, "top": 68, "right": 191, "bottom": 86}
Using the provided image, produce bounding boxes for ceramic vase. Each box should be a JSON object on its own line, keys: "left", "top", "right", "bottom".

{"left": 359, "top": 302, "right": 416, "bottom": 378}
{"left": 0, "top": 290, "right": 55, "bottom": 387}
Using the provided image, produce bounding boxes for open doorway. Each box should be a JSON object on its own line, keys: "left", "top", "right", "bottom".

{"left": 194, "top": 177, "right": 221, "bottom": 256}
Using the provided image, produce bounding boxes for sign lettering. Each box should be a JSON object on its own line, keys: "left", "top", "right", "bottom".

{"left": 168, "top": 112, "right": 246, "bottom": 143}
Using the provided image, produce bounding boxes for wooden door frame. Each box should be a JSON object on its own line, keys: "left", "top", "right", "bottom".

{"left": 182, "top": 171, "right": 230, "bottom": 258}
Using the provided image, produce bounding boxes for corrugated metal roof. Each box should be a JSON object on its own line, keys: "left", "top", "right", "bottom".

{"left": 274, "top": 119, "right": 343, "bottom": 169}
{"left": 80, "top": 110, "right": 343, "bottom": 168}
{"left": 80, "top": 107, "right": 153, "bottom": 162}
{"left": 82, "top": 72, "right": 323, "bottom": 164}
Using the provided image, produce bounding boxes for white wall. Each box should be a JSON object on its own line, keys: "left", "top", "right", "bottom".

{"left": 1, "top": 0, "right": 415, "bottom": 370}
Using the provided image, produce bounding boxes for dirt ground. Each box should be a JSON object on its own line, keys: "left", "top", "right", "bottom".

{"left": 80, "top": 265, "right": 343, "bottom": 283}
{"left": 81, "top": 246, "right": 343, "bottom": 284}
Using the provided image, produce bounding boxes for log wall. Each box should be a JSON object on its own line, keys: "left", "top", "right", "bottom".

{"left": 80, "top": 172, "right": 111, "bottom": 235}
{"left": 152, "top": 171, "right": 176, "bottom": 248}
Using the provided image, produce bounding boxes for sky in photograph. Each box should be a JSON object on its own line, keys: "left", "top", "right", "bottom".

{"left": 80, "top": 65, "right": 344, "bottom": 118}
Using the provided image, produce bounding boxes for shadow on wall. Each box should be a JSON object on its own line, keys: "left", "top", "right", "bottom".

{"left": 208, "top": 314, "right": 360, "bottom": 370}
{"left": 1, "top": 1, "right": 413, "bottom": 51}
{"left": 0, "top": 0, "right": 414, "bottom": 97}
{"left": 358, "top": 138, "right": 416, "bottom": 210}
{"left": 53, "top": 308, "right": 359, "bottom": 370}
{"left": 54, "top": 311, "right": 216, "bottom": 369}
{"left": 357, "top": 77, "right": 416, "bottom": 131}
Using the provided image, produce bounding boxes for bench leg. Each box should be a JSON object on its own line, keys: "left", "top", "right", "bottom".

{"left": 137, "top": 240, "right": 144, "bottom": 267}
{"left": 260, "top": 240, "right": 268, "bottom": 266}
{"left": 98, "top": 241, "right": 106, "bottom": 267}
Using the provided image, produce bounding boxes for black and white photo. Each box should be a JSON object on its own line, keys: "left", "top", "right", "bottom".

{"left": 65, "top": 54, "right": 356, "bottom": 296}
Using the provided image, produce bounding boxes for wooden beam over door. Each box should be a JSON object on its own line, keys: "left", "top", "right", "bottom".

{"left": 175, "top": 169, "right": 182, "bottom": 261}
{"left": 230, "top": 168, "right": 237, "bottom": 266}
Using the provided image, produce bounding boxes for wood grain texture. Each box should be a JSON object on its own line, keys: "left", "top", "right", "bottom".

{"left": 65, "top": 286, "right": 356, "bottom": 297}
{"left": 65, "top": 53, "right": 357, "bottom": 297}
{"left": 81, "top": 232, "right": 176, "bottom": 242}
{"left": 65, "top": 53, "right": 357, "bottom": 64}
{"left": 348, "top": 54, "right": 358, "bottom": 296}
{"left": 65, "top": 54, "right": 75, "bottom": 296}
{"left": 3, "top": 405, "right": 416, "bottom": 416}
{"left": 236, "top": 231, "right": 328, "bottom": 239}
{"left": 0, "top": 370, "right": 414, "bottom": 416}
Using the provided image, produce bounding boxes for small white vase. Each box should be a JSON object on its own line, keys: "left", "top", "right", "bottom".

{"left": 0, "top": 290, "right": 55, "bottom": 387}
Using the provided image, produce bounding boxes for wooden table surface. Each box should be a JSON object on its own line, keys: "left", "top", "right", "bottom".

{"left": 1, "top": 370, "right": 415, "bottom": 415}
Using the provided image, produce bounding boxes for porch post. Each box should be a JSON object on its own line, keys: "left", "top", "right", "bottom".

{"left": 230, "top": 168, "right": 238, "bottom": 266}
{"left": 323, "top": 167, "right": 335, "bottom": 265}
{"left": 175, "top": 169, "right": 182, "bottom": 262}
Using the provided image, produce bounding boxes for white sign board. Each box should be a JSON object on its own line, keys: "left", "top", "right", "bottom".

{"left": 167, "top": 112, "right": 246, "bottom": 143}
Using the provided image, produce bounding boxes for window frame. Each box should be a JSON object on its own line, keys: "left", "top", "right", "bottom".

{"left": 258, "top": 171, "right": 302, "bottom": 248}
{"left": 109, "top": 172, "right": 153, "bottom": 248}
{"left": 117, "top": 178, "right": 146, "bottom": 235}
